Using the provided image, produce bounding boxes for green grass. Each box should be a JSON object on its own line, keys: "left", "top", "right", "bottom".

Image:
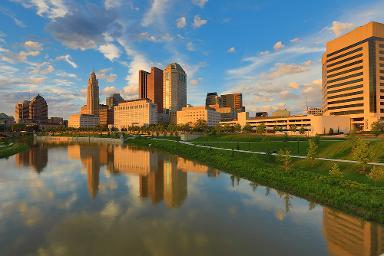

{"left": 0, "top": 142, "right": 28, "bottom": 158}
{"left": 192, "top": 134, "right": 384, "bottom": 162}
{"left": 126, "top": 137, "right": 384, "bottom": 224}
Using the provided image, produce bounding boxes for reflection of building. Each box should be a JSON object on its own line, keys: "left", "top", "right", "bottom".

{"left": 113, "top": 146, "right": 158, "bottom": 176}
{"left": 322, "top": 22, "right": 384, "bottom": 131}
{"left": 15, "top": 144, "right": 48, "bottom": 173}
{"left": 176, "top": 106, "right": 221, "bottom": 126}
{"left": 114, "top": 99, "right": 158, "bottom": 129}
{"left": 163, "top": 156, "right": 187, "bottom": 208}
{"left": 139, "top": 67, "right": 164, "bottom": 112}
{"left": 177, "top": 158, "right": 219, "bottom": 176}
{"left": 323, "top": 208, "right": 384, "bottom": 256}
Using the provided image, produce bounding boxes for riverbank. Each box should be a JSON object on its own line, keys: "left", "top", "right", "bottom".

{"left": 0, "top": 142, "right": 28, "bottom": 158}
{"left": 126, "top": 137, "right": 384, "bottom": 224}
{"left": 36, "top": 135, "right": 124, "bottom": 145}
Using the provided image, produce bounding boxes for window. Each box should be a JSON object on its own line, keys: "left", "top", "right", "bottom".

{"left": 327, "top": 53, "right": 363, "bottom": 68}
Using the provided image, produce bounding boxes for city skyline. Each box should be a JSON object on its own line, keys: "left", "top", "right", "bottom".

{"left": 0, "top": 0, "right": 384, "bottom": 119}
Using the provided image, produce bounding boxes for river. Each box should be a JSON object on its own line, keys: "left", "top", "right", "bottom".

{"left": 0, "top": 142, "right": 383, "bottom": 255}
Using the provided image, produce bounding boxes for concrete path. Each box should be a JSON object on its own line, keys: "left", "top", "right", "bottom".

{"left": 150, "top": 138, "right": 384, "bottom": 167}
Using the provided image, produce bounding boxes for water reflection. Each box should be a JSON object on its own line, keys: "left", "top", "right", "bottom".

{"left": 1, "top": 142, "right": 383, "bottom": 255}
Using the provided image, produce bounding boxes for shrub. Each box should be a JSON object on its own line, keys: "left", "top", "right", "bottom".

{"left": 367, "top": 166, "right": 384, "bottom": 182}
{"left": 277, "top": 149, "right": 291, "bottom": 171}
{"left": 351, "top": 138, "right": 372, "bottom": 173}
{"left": 306, "top": 139, "right": 318, "bottom": 166}
{"left": 329, "top": 163, "right": 343, "bottom": 177}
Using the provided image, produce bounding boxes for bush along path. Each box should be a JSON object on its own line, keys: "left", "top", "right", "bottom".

{"left": 126, "top": 137, "right": 384, "bottom": 224}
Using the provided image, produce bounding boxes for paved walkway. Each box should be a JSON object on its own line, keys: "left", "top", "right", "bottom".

{"left": 150, "top": 138, "right": 384, "bottom": 167}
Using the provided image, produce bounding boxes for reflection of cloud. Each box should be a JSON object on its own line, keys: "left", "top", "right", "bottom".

{"left": 100, "top": 201, "right": 121, "bottom": 218}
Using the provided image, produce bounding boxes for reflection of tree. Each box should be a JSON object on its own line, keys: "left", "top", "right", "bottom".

{"left": 308, "top": 201, "right": 317, "bottom": 211}
{"left": 250, "top": 182, "right": 259, "bottom": 192}
{"left": 276, "top": 190, "right": 292, "bottom": 213}
{"left": 230, "top": 175, "right": 235, "bottom": 188}
{"left": 265, "top": 187, "right": 270, "bottom": 197}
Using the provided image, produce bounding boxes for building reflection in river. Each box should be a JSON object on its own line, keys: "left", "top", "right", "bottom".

{"left": 323, "top": 208, "right": 384, "bottom": 256}
{"left": 64, "top": 144, "right": 217, "bottom": 206}
{"left": 15, "top": 144, "right": 48, "bottom": 173}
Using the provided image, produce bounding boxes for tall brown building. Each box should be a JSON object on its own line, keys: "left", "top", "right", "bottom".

{"left": 29, "top": 94, "right": 48, "bottom": 123}
{"left": 86, "top": 71, "right": 99, "bottom": 116}
{"left": 322, "top": 21, "right": 384, "bottom": 130}
{"left": 15, "top": 100, "right": 30, "bottom": 123}
{"left": 106, "top": 93, "right": 124, "bottom": 109}
{"left": 221, "top": 93, "right": 245, "bottom": 112}
{"left": 139, "top": 67, "right": 164, "bottom": 112}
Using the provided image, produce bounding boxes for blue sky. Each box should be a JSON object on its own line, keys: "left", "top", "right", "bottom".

{"left": 0, "top": 0, "right": 383, "bottom": 118}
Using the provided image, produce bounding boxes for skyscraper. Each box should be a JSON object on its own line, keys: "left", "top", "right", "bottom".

{"left": 139, "top": 67, "right": 164, "bottom": 112}
{"left": 106, "top": 93, "right": 124, "bottom": 109}
{"left": 86, "top": 71, "right": 99, "bottom": 116}
{"left": 322, "top": 21, "right": 384, "bottom": 131}
{"left": 163, "top": 63, "right": 187, "bottom": 113}
{"left": 15, "top": 100, "right": 30, "bottom": 123}
{"left": 205, "top": 92, "right": 220, "bottom": 107}
{"left": 29, "top": 94, "right": 48, "bottom": 123}
{"left": 221, "top": 93, "right": 245, "bottom": 112}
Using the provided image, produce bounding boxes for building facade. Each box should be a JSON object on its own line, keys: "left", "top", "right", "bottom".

{"left": 29, "top": 94, "right": 48, "bottom": 123}
{"left": 68, "top": 114, "right": 99, "bottom": 129}
{"left": 163, "top": 63, "right": 187, "bottom": 113}
{"left": 114, "top": 99, "right": 158, "bottom": 130}
{"left": 322, "top": 21, "right": 384, "bottom": 131}
{"left": 205, "top": 92, "right": 220, "bottom": 107}
{"left": 106, "top": 93, "right": 124, "bottom": 109}
{"left": 15, "top": 100, "right": 30, "bottom": 123}
{"left": 139, "top": 67, "right": 164, "bottom": 112}
{"left": 177, "top": 106, "right": 221, "bottom": 126}
{"left": 221, "top": 93, "right": 245, "bottom": 112}
{"left": 86, "top": 71, "right": 100, "bottom": 116}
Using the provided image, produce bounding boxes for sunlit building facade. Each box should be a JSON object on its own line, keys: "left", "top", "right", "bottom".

{"left": 163, "top": 63, "right": 187, "bottom": 118}
{"left": 68, "top": 114, "right": 99, "bottom": 128}
{"left": 322, "top": 21, "right": 384, "bottom": 130}
{"left": 176, "top": 106, "right": 221, "bottom": 126}
{"left": 139, "top": 67, "right": 164, "bottom": 112}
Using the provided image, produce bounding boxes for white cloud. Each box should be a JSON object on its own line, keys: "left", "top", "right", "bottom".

{"left": 273, "top": 41, "right": 284, "bottom": 50}
{"left": 289, "top": 82, "right": 299, "bottom": 89}
{"left": 56, "top": 55, "right": 78, "bottom": 68}
{"left": 176, "top": 16, "right": 187, "bottom": 29}
{"left": 329, "top": 21, "right": 354, "bottom": 36}
{"left": 227, "top": 47, "right": 236, "bottom": 53}
{"left": 13, "top": 0, "right": 69, "bottom": 19}
{"left": 98, "top": 43, "right": 120, "bottom": 61}
{"left": 30, "top": 62, "right": 55, "bottom": 75}
{"left": 142, "top": 0, "right": 169, "bottom": 27}
{"left": 187, "top": 42, "right": 195, "bottom": 51}
{"left": 192, "top": 0, "right": 208, "bottom": 8}
{"left": 290, "top": 38, "right": 301, "bottom": 43}
{"left": 104, "top": 0, "right": 121, "bottom": 10}
{"left": 102, "top": 86, "right": 119, "bottom": 96}
{"left": 96, "top": 68, "right": 117, "bottom": 83}
{"left": 193, "top": 15, "right": 207, "bottom": 28}
{"left": 24, "top": 41, "right": 42, "bottom": 50}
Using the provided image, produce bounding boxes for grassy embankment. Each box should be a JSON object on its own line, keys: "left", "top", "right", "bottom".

{"left": 126, "top": 136, "right": 384, "bottom": 224}
{"left": 0, "top": 140, "right": 29, "bottom": 158}
{"left": 193, "top": 134, "right": 384, "bottom": 162}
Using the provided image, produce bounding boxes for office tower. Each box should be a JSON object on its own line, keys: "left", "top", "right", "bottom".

{"left": 28, "top": 94, "right": 48, "bottom": 123}
{"left": 15, "top": 100, "right": 30, "bottom": 123}
{"left": 163, "top": 63, "right": 187, "bottom": 113}
{"left": 139, "top": 67, "right": 164, "bottom": 112}
{"left": 86, "top": 71, "right": 99, "bottom": 116}
{"left": 221, "top": 93, "right": 245, "bottom": 112}
{"left": 205, "top": 92, "right": 220, "bottom": 107}
{"left": 322, "top": 21, "right": 384, "bottom": 131}
{"left": 106, "top": 93, "right": 124, "bottom": 109}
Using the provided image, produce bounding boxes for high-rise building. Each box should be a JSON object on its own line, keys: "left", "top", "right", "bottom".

{"left": 221, "top": 93, "right": 245, "bottom": 112}
{"left": 139, "top": 67, "right": 164, "bottom": 112}
{"left": 86, "top": 71, "right": 99, "bottom": 116}
{"left": 106, "top": 93, "right": 124, "bottom": 109}
{"left": 15, "top": 100, "right": 30, "bottom": 123}
{"left": 322, "top": 21, "right": 384, "bottom": 131}
{"left": 205, "top": 92, "right": 220, "bottom": 107}
{"left": 29, "top": 94, "right": 48, "bottom": 123}
{"left": 163, "top": 63, "right": 187, "bottom": 113}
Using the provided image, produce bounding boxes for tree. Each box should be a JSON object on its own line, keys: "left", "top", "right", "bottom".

{"left": 329, "top": 163, "right": 343, "bottom": 177}
{"left": 193, "top": 119, "right": 208, "bottom": 133}
{"left": 256, "top": 123, "right": 266, "bottom": 135}
{"left": 299, "top": 126, "right": 306, "bottom": 135}
{"left": 367, "top": 166, "right": 384, "bottom": 182}
{"left": 242, "top": 124, "right": 253, "bottom": 133}
{"left": 371, "top": 121, "right": 384, "bottom": 136}
{"left": 234, "top": 124, "right": 242, "bottom": 133}
{"left": 351, "top": 138, "right": 372, "bottom": 173}
{"left": 329, "top": 128, "right": 334, "bottom": 135}
{"left": 306, "top": 139, "right": 318, "bottom": 166}
{"left": 277, "top": 148, "right": 291, "bottom": 171}
{"left": 289, "top": 124, "right": 297, "bottom": 133}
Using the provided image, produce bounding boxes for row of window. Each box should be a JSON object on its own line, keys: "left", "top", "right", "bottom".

{"left": 327, "top": 47, "right": 363, "bottom": 63}
{"left": 328, "top": 103, "right": 363, "bottom": 110}
{"left": 327, "top": 78, "right": 363, "bottom": 90}
{"left": 327, "top": 72, "right": 363, "bottom": 84}
{"left": 327, "top": 53, "right": 363, "bottom": 68}
{"left": 330, "top": 109, "right": 364, "bottom": 115}
{"left": 327, "top": 60, "right": 363, "bottom": 74}
{"left": 327, "top": 90, "right": 363, "bottom": 100}
{"left": 328, "top": 84, "right": 363, "bottom": 95}
{"left": 327, "top": 66, "right": 363, "bottom": 79}
{"left": 328, "top": 97, "right": 363, "bottom": 105}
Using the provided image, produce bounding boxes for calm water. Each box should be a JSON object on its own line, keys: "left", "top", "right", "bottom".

{"left": 0, "top": 142, "right": 383, "bottom": 256}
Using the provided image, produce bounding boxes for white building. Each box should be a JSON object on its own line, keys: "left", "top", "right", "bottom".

{"left": 114, "top": 99, "right": 158, "bottom": 130}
